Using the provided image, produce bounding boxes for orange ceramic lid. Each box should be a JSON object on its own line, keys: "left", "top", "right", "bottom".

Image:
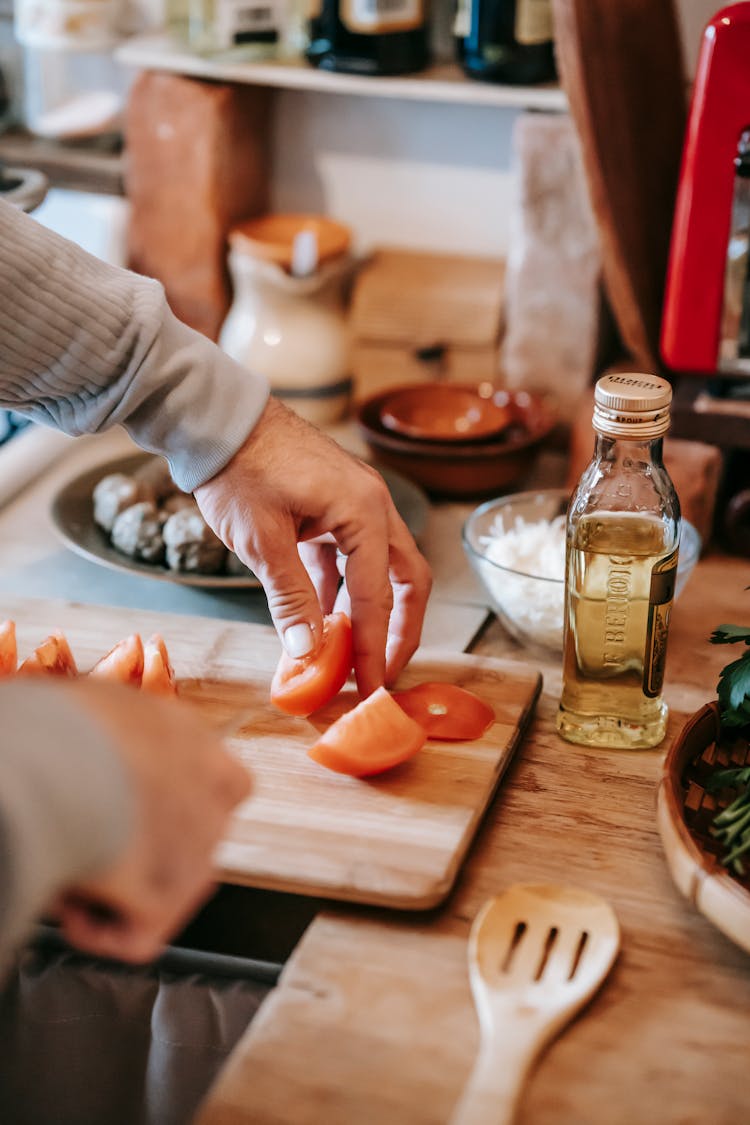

{"left": 228, "top": 213, "right": 351, "bottom": 269}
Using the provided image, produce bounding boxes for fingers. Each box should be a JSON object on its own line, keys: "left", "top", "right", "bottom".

{"left": 298, "top": 540, "right": 341, "bottom": 614}
{"left": 383, "top": 507, "right": 433, "bottom": 685}
{"left": 59, "top": 681, "right": 251, "bottom": 965}
{"left": 251, "top": 525, "right": 325, "bottom": 659}
{"left": 58, "top": 875, "right": 217, "bottom": 964}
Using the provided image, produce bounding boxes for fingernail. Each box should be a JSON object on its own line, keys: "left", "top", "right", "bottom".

{"left": 284, "top": 623, "right": 315, "bottom": 658}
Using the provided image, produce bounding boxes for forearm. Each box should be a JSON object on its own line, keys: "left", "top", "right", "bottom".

{"left": 0, "top": 682, "right": 132, "bottom": 979}
{"left": 0, "top": 199, "right": 269, "bottom": 491}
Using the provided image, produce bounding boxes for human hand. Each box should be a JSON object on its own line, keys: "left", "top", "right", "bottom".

{"left": 53, "top": 680, "right": 251, "bottom": 964}
{"left": 194, "top": 397, "right": 432, "bottom": 696}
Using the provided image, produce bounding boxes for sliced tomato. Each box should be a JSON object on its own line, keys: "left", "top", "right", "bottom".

{"left": 89, "top": 634, "right": 144, "bottom": 686}
{"left": 392, "top": 682, "right": 494, "bottom": 741}
{"left": 142, "top": 633, "right": 177, "bottom": 696}
{"left": 308, "top": 686, "right": 426, "bottom": 777}
{"left": 270, "top": 612, "right": 354, "bottom": 717}
{"left": 0, "top": 620, "right": 17, "bottom": 677}
{"left": 18, "top": 631, "right": 78, "bottom": 678}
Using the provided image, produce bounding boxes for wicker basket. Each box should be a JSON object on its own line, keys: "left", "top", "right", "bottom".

{"left": 657, "top": 702, "right": 750, "bottom": 954}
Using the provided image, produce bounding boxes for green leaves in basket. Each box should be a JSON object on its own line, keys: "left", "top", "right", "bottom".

{"left": 707, "top": 768, "right": 750, "bottom": 877}
{"left": 707, "top": 621, "right": 750, "bottom": 874}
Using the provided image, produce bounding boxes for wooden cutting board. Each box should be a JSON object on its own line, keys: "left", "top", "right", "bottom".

{"left": 5, "top": 595, "right": 541, "bottom": 910}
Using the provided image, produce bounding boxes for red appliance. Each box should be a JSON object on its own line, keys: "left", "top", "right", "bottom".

{"left": 661, "top": 3, "right": 750, "bottom": 376}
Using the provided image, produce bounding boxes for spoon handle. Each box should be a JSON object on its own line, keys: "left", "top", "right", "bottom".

{"left": 449, "top": 1032, "right": 539, "bottom": 1125}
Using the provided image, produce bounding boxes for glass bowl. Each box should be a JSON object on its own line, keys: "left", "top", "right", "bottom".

{"left": 462, "top": 488, "right": 702, "bottom": 655}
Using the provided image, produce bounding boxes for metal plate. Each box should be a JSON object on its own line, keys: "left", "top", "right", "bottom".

{"left": 50, "top": 452, "right": 429, "bottom": 589}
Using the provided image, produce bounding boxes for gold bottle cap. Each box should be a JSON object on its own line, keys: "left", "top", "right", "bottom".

{"left": 593, "top": 372, "right": 672, "bottom": 438}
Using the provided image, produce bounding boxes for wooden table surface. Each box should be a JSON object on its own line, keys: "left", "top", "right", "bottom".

{"left": 1, "top": 427, "right": 748, "bottom": 1124}
{"left": 197, "top": 549, "right": 750, "bottom": 1125}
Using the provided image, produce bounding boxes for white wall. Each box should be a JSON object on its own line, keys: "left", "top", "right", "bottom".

{"left": 271, "top": 93, "right": 518, "bottom": 257}
{"left": 270, "top": 0, "right": 722, "bottom": 258}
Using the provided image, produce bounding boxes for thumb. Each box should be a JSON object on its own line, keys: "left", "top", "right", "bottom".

{"left": 254, "top": 530, "right": 324, "bottom": 659}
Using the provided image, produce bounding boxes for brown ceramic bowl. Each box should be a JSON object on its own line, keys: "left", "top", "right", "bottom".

{"left": 357, "top": 384, "right": 557, "bottom": 499}
{"left": 379, "top": 383, "right": 512, "bottom": 442}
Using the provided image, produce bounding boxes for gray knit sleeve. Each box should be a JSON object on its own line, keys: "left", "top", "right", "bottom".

{"left": 0, "top": 681, "right": 133, "bottom": 978}
{"left": 0, "top": 198, "right": 269, "bottom": 491}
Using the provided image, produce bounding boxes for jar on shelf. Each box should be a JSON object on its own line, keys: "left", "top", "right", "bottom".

{"left": 219, "top": 214, "right": 354, "bottom": 427}
{"left": 178, "top": 0, "right": 307, "bottom": 60}
{"left": 15, "top": 0, "right": 127, "bottom": 142}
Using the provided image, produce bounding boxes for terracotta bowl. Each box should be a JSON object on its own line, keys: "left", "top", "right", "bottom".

{"left": 356, "top": 384, "right": 558, "bottom": 499}
{"left": 379, "top": 383, "right": 513, "bottom": 442}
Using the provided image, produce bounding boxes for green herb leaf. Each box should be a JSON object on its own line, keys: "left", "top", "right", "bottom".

{"left": 717, "top": 653, "right": 750, "bottom": 726}
{"left": 710, "top": 624, "right": 750, "bottom": 645}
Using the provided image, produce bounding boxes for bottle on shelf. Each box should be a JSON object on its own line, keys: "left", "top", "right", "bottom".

{"left": 557, "top": 373, "right": 681, "bottom": 751}
{"left": 306, "top": 0, "right": 430, "bottom": 76}
{"left": 457, "top": 0, "right": 555, "bottom": 85}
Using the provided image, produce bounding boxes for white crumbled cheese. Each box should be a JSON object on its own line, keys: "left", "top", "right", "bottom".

{"left": 480, "top": 514, "right": 567, "bottom": 580}
{"left": 475, "top": 515, "right": 566, "bottom": 651}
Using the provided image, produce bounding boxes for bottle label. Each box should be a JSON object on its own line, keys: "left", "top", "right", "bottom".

{"left": 642, "top": 550, "right": 677, "bottom": 698}
{"left": 514, "top": 0, "right": 553, "bottom": 45}
{"left": 341, "top": 0, "right": 424, "bottom": 35}
{"left": 214, "top": 0, "right": 281, "bottom": 45}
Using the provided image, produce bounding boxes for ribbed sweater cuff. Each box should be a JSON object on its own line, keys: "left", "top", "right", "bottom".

{"left": 118, "top": 308, "right": 270, "bottom": 493}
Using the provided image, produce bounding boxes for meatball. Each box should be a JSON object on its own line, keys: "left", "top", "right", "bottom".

{"left": 162, "top": 492, "right": 197, "bottom": 516}
{"left": 226, "top": 551, "right": 255, "bottom": 578}
{"left": 93, "top": 473, "right": 154, "bottom": 533}
{"left": 162, "top": 506, "right": 227, "bottom": 574}
{"left": 111, "top": 501, "right": 166, "bottom": 564}
{"left": 133, "top": 456, "right": 179, "bottom": 504}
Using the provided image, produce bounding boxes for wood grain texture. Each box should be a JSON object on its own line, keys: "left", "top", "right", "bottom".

{"left": 551, "top": 0, "right": 687, "bottom": 372}
{"left": 197, "top": 552, "right": 750, "bottom": 1125}
{"left": 2, "top": 595, "right": 540, "bottom": 911}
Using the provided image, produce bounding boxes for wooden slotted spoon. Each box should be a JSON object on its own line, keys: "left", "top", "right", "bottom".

{"left": 450, "top": 884, "right": 620, "bottom": 1125}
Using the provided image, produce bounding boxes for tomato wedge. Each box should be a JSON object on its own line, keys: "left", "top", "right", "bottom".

{"left": 270, "top": 612, "right": 354, "bottom": 717}
{"left": 392, "top": 682, "right": 494, "bottom": 741}
{"left": 142, "top": 634, "right": 177, "bottom": 696}
{"left": 308, "top": 686, "right": 427, "bottom": 777}
{"left": 0, "top": 620, "right": 17, "bottom": 677}
{"left": 17, "top": 631, "right": 78, "bottom": 678}
{"left": 89, "top": 633, "right": 144, "bottom": 686}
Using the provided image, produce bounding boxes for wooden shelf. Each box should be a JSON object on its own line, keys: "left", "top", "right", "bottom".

{"left": 115, "top": 32, "right": 568, "bottom": 111}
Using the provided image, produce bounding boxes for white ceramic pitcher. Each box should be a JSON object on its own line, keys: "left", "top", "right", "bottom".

{"left": 220, "top": 214, "right": 353, "bottom": 426}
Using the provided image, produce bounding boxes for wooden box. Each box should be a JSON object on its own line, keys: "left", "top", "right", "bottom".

{"left": 349, "top": 248, "right": 506, "bottom": 401}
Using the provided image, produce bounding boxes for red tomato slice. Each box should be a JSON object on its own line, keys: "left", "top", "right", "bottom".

{"left": 270, "top": 612, "right": 354, "bottom": 717}
{"left": 0, "top": 620, "right": 17, "bottom": 677}
{"left": 392, "top": 682, "right": 494, "bottom": 741}
{"left": 89, "top": 633, "right": 144, "bottom": 686}
{"left": 142, "top": 634, "right": 177, "bottom": 697}
{"left": 17, "top": 631, "right": 78, "bottom": 678}
{"left": 308, "top": 686, "right": 427, "bottom": 777}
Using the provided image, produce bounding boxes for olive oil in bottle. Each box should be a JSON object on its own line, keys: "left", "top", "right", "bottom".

{"left": 557, "top": 373, "right": 680, "bottom": 750}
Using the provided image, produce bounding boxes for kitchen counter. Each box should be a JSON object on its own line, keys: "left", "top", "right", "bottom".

{"left": 1, "top": 425, "right": 748, "bottom": 1123}
{"left": 194, "top": 556, "right": 750, "bottom": 1123}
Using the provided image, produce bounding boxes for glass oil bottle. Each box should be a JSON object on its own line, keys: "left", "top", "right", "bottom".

{"left": 557, "top": 372, "right": 681, "bottom": 750}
